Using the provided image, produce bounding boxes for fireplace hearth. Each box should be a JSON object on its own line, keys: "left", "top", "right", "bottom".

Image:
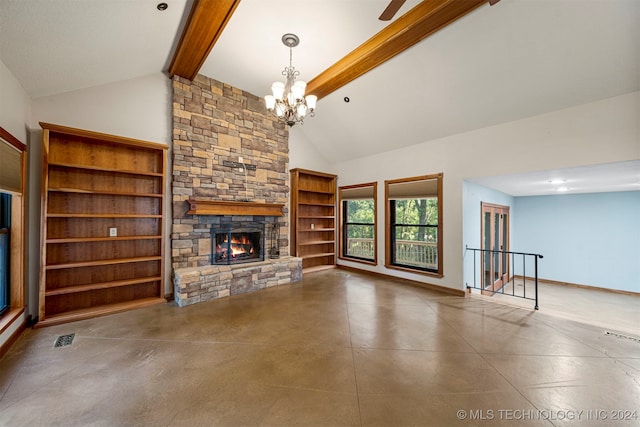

{"left": 173, "top": 210, "right": 302, "bottom": 307}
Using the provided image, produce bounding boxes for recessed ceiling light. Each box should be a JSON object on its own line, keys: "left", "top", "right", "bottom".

{"left": 556, "top": 186, "right": 569, "bottom": 192}
{"left": 157, "top": 2, "right": 168, "bottom": 11}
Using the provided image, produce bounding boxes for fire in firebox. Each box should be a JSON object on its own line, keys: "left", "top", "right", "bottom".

{"left": 213, "top": 226, "right": 264, "bottom": 265}
{"left": 217, "top": 234, "right": 254, "bottom": 259}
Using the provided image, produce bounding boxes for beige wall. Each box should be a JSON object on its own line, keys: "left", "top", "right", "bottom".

{"left": 0, "top": 59, "right": 31, "bottom": 350}
{"left": 326, "top": 91, "right": 640, "bottom": 292}
{"left": 288, "top": 127, "right": 333, "bottom": 173}
{"left": 30, "top": 72, "right": 172, "bottom": 144}
{"left": 0, "top": 60, "right": 31, "bottom": 144}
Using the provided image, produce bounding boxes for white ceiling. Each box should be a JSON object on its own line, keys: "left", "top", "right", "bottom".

{"left": 468, "top": 160, "right": 640, "bottom": 197}
{"left": 1, "top": 0, "right": 639, "bottom": 195}
{"left": 0, "top": 0, "right": 191, "bottom": 97}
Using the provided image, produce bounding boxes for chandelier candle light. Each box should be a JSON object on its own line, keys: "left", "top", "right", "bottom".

{"left": 265, "top": 34, "right": 317, "bottom": 127}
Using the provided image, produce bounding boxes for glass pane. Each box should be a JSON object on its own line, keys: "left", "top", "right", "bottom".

{"left": 392, "top": 225, "right": 437, "bottom": 269}
{"left": 392, "top": 198, "right": 437, "bottom": 225}
{"left": 493, "top": 213, "right": 500, "bottom": 281}
{"left": 0, "top": 230, "right": 8, "bottom": 314}
{"left": 345, "top": 199, "right": 374, "bottom": 223}
{"left": 502, "top": 213, "right": 508, "bottom": 275}
{"left": 0, "top": 194, "right": 9, "bottom": 314}
{"left": 345, "top": 224, "right": 375, "bottom": 259}
{"left": 483, "top": 212, "right": 491, "bottom": 287}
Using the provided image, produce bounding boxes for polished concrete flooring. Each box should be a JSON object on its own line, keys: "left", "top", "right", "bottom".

{"left": 1, "top": 269, "right": 639, "bottom": 426}
{"left": 475, "top": 279, "right": 640, "bottom": 337}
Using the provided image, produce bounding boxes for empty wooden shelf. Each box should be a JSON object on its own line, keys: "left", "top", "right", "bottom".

{"left": 290, "top": 168, "right": 337, "bottom": 272}
{"left": 38, "top": 122, "right": 167, "bottom": 327}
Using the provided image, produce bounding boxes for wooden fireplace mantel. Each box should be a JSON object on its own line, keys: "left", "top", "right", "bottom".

{"left": 186, "top": 198, "right": 284, "bottom": 216}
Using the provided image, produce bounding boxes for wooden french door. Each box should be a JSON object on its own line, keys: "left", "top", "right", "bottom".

{"left": 481, "top": 203, "right": 509, "bottom": 293}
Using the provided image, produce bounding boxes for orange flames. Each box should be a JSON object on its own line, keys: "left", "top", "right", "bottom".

{"left": 218, "top": 234, "right": 255, "bottom": 258}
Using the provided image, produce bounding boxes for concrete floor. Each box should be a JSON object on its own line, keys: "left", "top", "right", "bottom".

{"left": 472, "top": 278, "right": 640, "bottom": 337}
{"left": 1, "top": 269, "right": 639, "bottom": 426}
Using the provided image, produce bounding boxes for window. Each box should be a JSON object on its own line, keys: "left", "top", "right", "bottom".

{"left": 385, "top": 174, "right": 443, "bottom": 276}
{"left": 339, "top": 183, "right": 377, "bottom": 264}
{"left": 0, "top": 127, "right": 26, "bottom": 324}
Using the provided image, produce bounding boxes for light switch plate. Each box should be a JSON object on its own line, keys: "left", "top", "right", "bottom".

{"left": 109, "top": 227, "right": 117, "bottom": 237}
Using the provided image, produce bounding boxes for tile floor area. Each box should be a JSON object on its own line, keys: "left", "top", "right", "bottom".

{"left": 1, "top": 269, "right": 639, "bottom": 426}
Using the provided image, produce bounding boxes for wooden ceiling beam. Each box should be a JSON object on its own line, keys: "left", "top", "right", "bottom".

{"left": 306, "top": 0, "right": 488, "bottom": 100}
{"left": 168, "top": 0, "right": 241, "bottom": 80}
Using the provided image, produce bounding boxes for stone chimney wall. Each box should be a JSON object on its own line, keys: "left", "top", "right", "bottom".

{"left": 171, "top": 75, "right": 290, "bottom": 269}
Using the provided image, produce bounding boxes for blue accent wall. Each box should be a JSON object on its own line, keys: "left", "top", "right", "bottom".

{"left": 513, "top": 191, "right": 640, "bottom": 293}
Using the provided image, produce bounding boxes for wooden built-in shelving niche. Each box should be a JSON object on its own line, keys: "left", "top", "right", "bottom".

{"left": 38, "top": 122, "right": 168, "bottom": 327}
{"left": 290, "top": 168, "right": 337, "bottom": 272}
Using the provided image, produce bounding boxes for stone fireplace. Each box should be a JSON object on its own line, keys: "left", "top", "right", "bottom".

{"left": 171, "top": 74, "right": 302, "bottom": 307}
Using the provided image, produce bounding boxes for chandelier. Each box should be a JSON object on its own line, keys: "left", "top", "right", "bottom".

{"left": 264, "top": 34, "right": 317, "bottom": 127}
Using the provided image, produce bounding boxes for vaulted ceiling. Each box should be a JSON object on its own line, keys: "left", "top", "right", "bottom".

{"left": 1, "top": 0, "right": 639, "bottom": 193}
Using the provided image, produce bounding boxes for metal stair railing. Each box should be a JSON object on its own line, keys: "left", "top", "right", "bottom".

{"left": 465, "top": 246, "right": 543, "bottom": 310}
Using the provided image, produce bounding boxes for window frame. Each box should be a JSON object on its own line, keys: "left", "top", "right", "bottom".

{"left": 0, "top": 127, "right": 26, "bottom": 331}
{"left": 338, "top": 182, "right": 377, "bottom": 265}
{"left": 384, "top": 173, "right": 443, "bottom": 277}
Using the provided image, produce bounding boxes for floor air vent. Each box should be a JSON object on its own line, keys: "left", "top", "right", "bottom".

{"left": 605, "top": 331, "right": 640, "bottom": 344}
{"left": 54, "top": 333, "right": 75, "bottom": 348}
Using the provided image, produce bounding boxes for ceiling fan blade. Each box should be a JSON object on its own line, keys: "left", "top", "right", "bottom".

{"left": 379, "top": 0, "right": 407, "bottom": 21}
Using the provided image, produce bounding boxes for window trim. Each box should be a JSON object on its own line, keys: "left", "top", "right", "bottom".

{"left": 0, "top": 127, "right": 26, "bottom": 325}
{"left": 338, "top": 182, "right": 377, "bottom": 266}
{"left": 384, "top": 173, "right": 443, "bottom": 277}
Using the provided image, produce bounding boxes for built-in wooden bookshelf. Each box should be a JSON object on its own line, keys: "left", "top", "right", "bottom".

{"left": 290, "top": 168, "right": 337, "bottom": 272}
{"left": 38, "top": 122, "right": 167, "bottom": 327}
